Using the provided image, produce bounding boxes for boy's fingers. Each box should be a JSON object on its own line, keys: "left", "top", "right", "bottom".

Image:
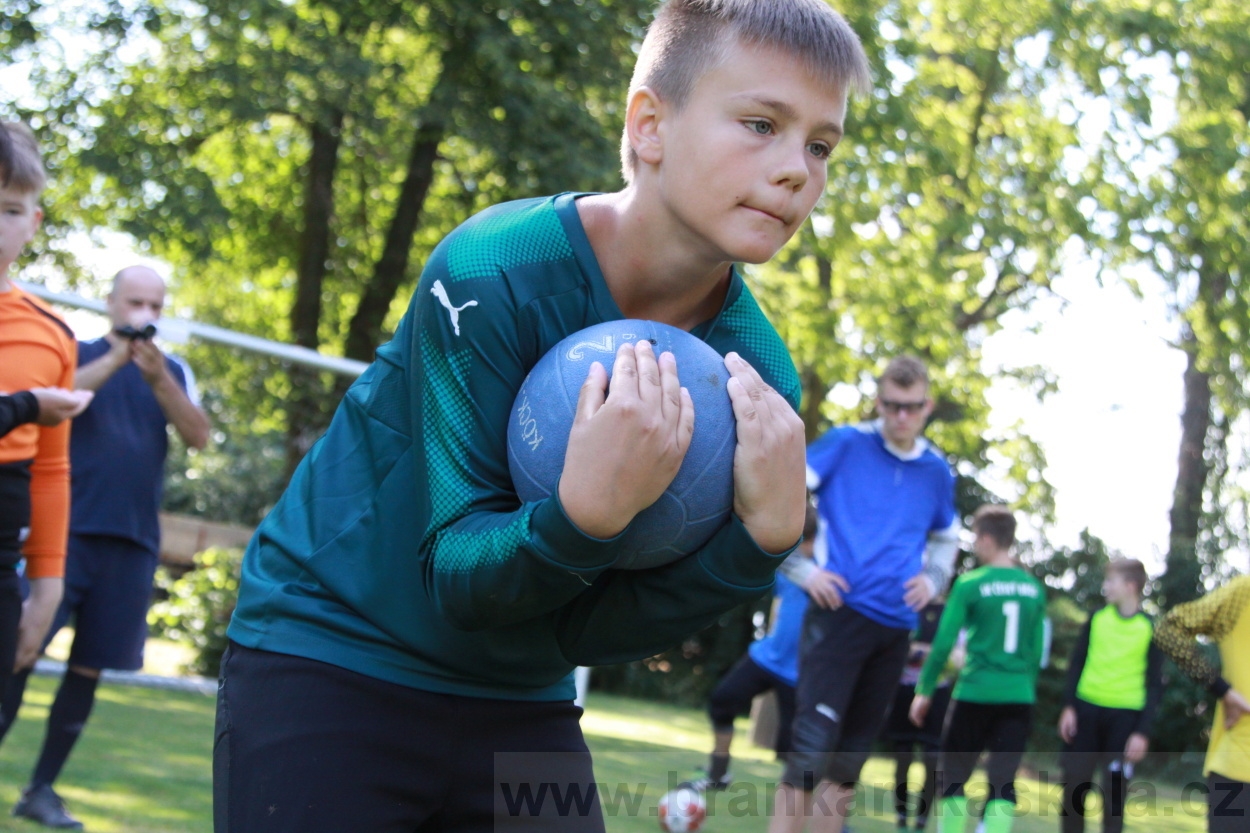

{"left": 657, "top": 351, "right": 683, "bottom": 423}
{"left": 633, "top": 339, "right": 662, "bottom": 408}
{"left": 675, "top": 387, "right": 695, "bottom": 453}
{"left": 727, "top": 376, "right": 759, "bottom": 438}
{"left": 726, "top": 352, "right": 776, "bottom": 423}
{"left": 574, "top": 362, "right": 608, "bottom": 423}
{"left": 608, "top": 342, "right": 639, "bottom": 402}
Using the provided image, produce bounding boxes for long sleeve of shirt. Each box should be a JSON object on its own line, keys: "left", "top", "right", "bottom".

{"left": 917, "top": 579, "right": 969, "bottom": 697}
{"left": 920, "top": 519, "right": 960, "bottom": 595}
{"left": 1154, "top": 580, "right": 1250, "bottom": 697}
{"left": 402, "top": 263, "right": 790, "bottom": 634}
{"left": 1135, "top": 642, "right": 1165, "bottom": 736}
{"left": 23, "top": 409, "right": 71, "bottom": 578}
{"left": 0, "top": 392, "right": 39, "bottom": 439}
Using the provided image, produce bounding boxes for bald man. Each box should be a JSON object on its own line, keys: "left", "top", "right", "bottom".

{"left": 0, "top": 266, "right": 209, "bottom": 829}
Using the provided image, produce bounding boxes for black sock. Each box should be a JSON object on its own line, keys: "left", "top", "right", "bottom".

{"left": 0, "top": 667, "right": 32, "bottom": 744}
{"left": 31, "top": 670, "right": 99, "bottom": 787}
{"left": 708, "top": 754, "right": 730, "bottom": 782}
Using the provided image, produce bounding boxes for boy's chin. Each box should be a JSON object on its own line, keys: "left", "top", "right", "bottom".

{"left": 732, "top": 243, "right": 788, "bottom": 265}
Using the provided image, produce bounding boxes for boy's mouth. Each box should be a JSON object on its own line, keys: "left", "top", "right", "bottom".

{"left": 744, "top": 204, "right": 788, "bottom": 224}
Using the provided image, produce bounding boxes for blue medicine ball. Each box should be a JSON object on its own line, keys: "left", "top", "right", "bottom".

{"left": 506, "top": 319, "right": 736, "bottom": 570}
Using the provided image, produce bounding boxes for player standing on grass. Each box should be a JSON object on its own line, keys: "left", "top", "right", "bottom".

{"left": 0, "top": 121, "right": 76, "bottom": 775}
{"left": 910, "top": 505, "right": 1049, "bottom": 833}
{"left": 1057, "top": 558, "right": 1164, "bottom": 833}
{"left": 885, "top": 598, "right": 958, "bottom": 832}
{"left": 768, "top": 355, "right": 960, "bottom": 833}
{"left": 215, "top": 2, "right": 870, "bottom": 831}
{"left": 0, "top": 264, "right": 209, "bottom": 829}
{"left": 1152, "top": 576, "right": 1250, "bottom": 833}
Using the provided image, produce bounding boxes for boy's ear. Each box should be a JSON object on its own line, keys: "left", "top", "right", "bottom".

{"left": 625, "top": 86, "right": 665, "bottom": 168}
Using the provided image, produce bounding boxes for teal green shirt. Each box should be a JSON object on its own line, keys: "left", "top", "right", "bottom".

{"left": 917, "top": 564, "right": 1048, "bottom": 704}
{"left": 228, "top": 193, "right": 802, "bottom": 701}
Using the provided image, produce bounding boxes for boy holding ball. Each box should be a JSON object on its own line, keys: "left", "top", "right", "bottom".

{"left": 216, "top": 2, "right": 869, "bottom": 831}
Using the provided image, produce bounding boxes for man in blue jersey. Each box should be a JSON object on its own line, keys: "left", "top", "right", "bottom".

{"left": 769, "top": 355, "right": 959, "bottom": 833}
{"left": 0, "top": 265, "right": 209, "bottom": 829}
{"left": 214, "top": 2, "right": 871, "bottom": 831}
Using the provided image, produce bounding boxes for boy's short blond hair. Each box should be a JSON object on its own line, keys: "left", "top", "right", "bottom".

{"left": 0, "top": 122, "right": 47, "bottom": 195}
{"left": 621, "top": 0, "right": 871, "bottom": 182}
{"left": 1106, "top": 558, "right": 1149, "bottom": 595}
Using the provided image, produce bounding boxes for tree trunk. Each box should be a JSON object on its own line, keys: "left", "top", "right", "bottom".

{"left": 340, "top": 48, "right": 472, "bottom": 367}
{"left": 1161, "top": 323, "right": 1211, "bottom": 609}
{"left": 801, "top": 255, "right": 834, "bottom": 440}
{"left": 343, "top": 125, "right": 444, "bottom": 363}
{"left": 285, "top": 112, "right": 344, "bottom": 479}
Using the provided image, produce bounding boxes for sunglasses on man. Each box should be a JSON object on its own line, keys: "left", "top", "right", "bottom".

{"left": 878, "top": 399, "right": 928, "bottom": 415}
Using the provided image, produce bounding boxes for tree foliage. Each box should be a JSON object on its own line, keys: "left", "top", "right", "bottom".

{"left": 750, "top": 0, "right": 1120, "bottom": 520}
{"left": 27, "top": 0, "right": 649, "bottom": 472}
{"left": 9, "top": 1, "right": 1245, "bottom": 766}
{"left": 1062, "top": 0, "right": 1250, "bottom": 600}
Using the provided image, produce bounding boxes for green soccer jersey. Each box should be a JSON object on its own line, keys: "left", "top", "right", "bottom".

{"left": 228, "top": 193, "right": 802, "bottom": 701}
{"left": 917, "top": 564, "right": 1049, "bottom": 704}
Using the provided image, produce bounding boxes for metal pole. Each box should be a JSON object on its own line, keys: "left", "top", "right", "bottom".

{"left": 19, "top": 282, "right": 369, "bottom": 378}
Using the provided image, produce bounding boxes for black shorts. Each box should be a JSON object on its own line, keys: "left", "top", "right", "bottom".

{"left": 42, "top": 534, "right": 159, "bottom": 671}
{"left": 0, "top": 461, "right": 32, "bottom": 561}
{"left": 1059, "top": 698, "right": 1141, "bottom": 779}
{"left": 939, "top": 700, "right": 1033, "bottom": 805}
{"left": 783, "top": 604, "right": 910, "bottom": 788}
{"left": 0, "top": 565, "right": 21, "bottom": 701}
{"left": 214, "top": 642, "right": 605, "bottom": 833}
{"left": 707, "top": 654, "right": 797, "bottom": 759}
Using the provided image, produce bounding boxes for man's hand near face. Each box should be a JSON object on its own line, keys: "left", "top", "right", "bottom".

{"left": 130, "top": 336, "right": 172, "bottom": 387}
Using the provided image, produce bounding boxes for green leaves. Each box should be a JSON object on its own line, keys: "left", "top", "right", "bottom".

{"left": 754, "top": 0, "right": 1109, "bottom": 518}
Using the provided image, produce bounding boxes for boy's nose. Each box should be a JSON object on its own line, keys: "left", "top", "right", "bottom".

{"left": 771, "top": 143, "right": 810, "bottom": 192}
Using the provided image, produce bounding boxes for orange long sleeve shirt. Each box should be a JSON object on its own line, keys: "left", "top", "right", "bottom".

{"left": 0, "top": 284, "right": 77, "bottom": 578}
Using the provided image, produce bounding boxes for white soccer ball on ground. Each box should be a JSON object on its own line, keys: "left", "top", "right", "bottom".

{"left": 658, "top": 785, "right": 706, "bottom": 832}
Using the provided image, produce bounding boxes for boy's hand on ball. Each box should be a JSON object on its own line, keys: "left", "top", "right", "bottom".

{"left": 725, "top": 352, "right": 806, "bottom": 554}
{"left": 559, "top": 340, "right": 694, "bottom": 539}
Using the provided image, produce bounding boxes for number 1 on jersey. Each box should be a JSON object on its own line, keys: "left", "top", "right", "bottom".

{"left": 1001, "top": 600, "right": 1020, "bottom": 654}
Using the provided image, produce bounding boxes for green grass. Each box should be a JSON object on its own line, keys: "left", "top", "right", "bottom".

{"left": 0, "top": 679, "right": 1211, "bottom": 832}
{"left": 0, "top": 676, "right": 214, "bottom": 833}
{"left": 583, "top": 692, "right": 1209, "bottom": 833}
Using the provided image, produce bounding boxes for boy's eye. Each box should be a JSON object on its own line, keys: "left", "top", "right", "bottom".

{"left": 808, "top": 141, "right": 833, "bottom": 160}
{"left": 745, "top": 119, "right": 773, "bottom": 136}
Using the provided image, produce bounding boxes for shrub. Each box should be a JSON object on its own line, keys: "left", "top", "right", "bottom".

{"left": 149, "top": 546, "right": 243, "bottom": 678}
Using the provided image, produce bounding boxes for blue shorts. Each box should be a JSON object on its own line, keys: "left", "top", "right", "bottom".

{"left": 44, "top": 534, "right": 159, "bottom": 671}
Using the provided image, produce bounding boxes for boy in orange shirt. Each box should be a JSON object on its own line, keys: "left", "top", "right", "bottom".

{"left": 0, "top": 122, "right": 77, "bottom": 734}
